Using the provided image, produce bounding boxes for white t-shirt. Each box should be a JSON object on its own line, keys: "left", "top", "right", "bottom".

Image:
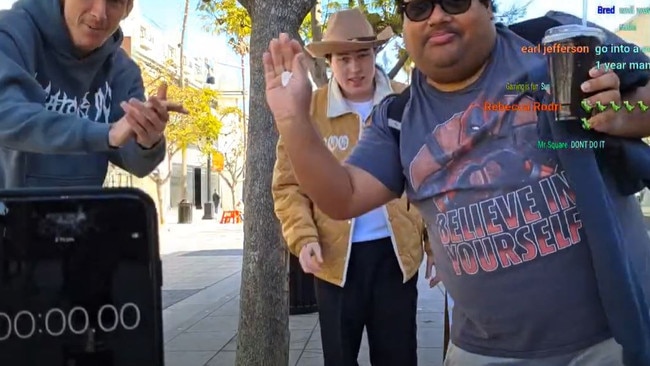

{"left": 347, "top": 99, "right": 391, "bottom": 243}
{"left": 347, "top": 99, "right": 374, "bottom": 122}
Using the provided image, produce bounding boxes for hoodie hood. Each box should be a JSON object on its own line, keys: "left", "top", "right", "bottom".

{"left": 14, "top": 0, "right": 123, "bottom": 62}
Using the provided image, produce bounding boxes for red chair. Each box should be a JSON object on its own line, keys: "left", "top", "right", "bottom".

{"left": 220, "top": 210, "right": 242, "bottom": 224}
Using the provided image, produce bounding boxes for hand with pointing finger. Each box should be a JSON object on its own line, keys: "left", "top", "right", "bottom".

{"left": 119, "top": 83, "right": 188, "bottom": 148}
{"left": 263, "top": 33, "right": 312, "bottom": 127}
{"left": 298, "top": 242, "right": 323, "bottom": 274}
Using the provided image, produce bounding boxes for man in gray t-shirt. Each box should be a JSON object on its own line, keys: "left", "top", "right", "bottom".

{"left": 348, "top": 27, "right": 611, "bottom": 360}
{"left": 262, "top": 0, "right": 650, "bottom": 364}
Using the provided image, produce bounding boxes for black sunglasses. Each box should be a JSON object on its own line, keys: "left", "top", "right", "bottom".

{"left": 400, "top": 0, "right": 472, "bottom": 21}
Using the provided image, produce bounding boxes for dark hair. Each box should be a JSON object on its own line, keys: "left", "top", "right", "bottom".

{"left": 324, "top": 47, "right": 377, "bottom": 62}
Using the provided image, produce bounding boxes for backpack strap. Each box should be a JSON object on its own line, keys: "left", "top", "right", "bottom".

{"left": 386, "top": 86, "right": 411, "bottom": 142}
{"left": 506, "top": 18, "right": 555, "bottom": 91}
{"left": 384, "top": 86, "right": 412, "bottom": 209}
{"left": 507, "top": 16, "right": 562, "bottom": 45}
{"left": 528, "top": 62, "right": 551, "bottom": 101}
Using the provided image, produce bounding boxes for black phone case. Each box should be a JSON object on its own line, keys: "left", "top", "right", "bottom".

{"left": 0, "top": 187, "right": 164, "bottom": 366}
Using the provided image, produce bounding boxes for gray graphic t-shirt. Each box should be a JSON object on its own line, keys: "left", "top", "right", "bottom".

{"left": 347, "top": 26, "right": 613, "bottom": 358}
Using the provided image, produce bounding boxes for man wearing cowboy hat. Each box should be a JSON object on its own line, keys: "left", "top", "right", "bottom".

{"left": 272, "top": 8, "right": 434, "bottom": 366}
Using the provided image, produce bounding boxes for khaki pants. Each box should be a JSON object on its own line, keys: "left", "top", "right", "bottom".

{"left": 444, "top": 338, "right": 623, "bottom": 366}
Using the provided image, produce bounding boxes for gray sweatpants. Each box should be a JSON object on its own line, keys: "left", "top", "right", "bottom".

{"left": 444, "top": 338, "right": 622, "bottom": 366}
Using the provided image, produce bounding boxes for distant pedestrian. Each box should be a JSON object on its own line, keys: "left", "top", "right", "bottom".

{"left": 212, "top": 189, "right": 220, "bottom": 213}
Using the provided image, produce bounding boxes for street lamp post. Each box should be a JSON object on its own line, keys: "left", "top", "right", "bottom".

{"left": 205, "top": 150, "right": 212, "bottom": 216}
{"left": 214, "top": 60, "right": 247, "bottom": 151}
{"left": 202, "top": 71, "right": 217, "bottom": 220}
{"left": 201, "top": 60, "right": 247, "bottom": 217}
{"left": 239, "top": 55, "right": 247, "bottom": 152}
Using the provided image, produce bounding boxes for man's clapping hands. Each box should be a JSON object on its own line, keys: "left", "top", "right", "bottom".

{"left": 109, "top": 83, "right": 188, "bottom": 148}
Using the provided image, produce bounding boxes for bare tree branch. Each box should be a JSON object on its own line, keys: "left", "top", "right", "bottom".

{"left": 388, "top": 52, "right": 409, "bottom": 79}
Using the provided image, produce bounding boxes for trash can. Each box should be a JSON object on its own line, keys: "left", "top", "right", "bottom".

{"left": 202, "top": 202, "right": 214, "bottom": 220}
{"left": 178, "top": 201, "right": 193, "bottom": 224}
{"left": 289, "top": 254, "right": 318, "bottom": 315}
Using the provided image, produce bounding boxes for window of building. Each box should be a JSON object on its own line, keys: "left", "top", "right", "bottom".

{"left": 167, "top": 45, "right": 176, "bottom": 60}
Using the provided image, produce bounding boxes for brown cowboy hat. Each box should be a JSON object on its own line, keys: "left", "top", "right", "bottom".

{"left": 305, "top": 8, "right": 394, "bottom": 58}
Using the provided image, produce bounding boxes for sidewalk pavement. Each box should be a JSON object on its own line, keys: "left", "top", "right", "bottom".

{"left": 159, "top": 220, "right": 446, "bottom": 366}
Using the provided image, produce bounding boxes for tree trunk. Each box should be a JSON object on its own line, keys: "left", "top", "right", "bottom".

{"left": 309, "top": 2, "right": 328, "bottom": 87}
{"left": 240, "top": 54, "right": 248, "bottom": 152}
{"left": 230, "top": 185, "right": 237, "bottom": 211}
{"left": 236, "top": 0, "right": 315, "bottom": 365}
{"left": 180, "top": 147, "right": 188, "bottom": 200}
{"left": 156, "top": 181, "right": 165, "bottom": 225}
{"left": 178, "top": 0, "right": 190, "bottom": 201}
{"left": 179, "top": 0, "right": 189, "bottom": 88}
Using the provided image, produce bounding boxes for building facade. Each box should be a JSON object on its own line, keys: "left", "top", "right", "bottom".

{"left": 118, "top": 2, "right": 247, "bottom": 218}
{"left": 615, "top": 13, "right": 650, "bottom": 55}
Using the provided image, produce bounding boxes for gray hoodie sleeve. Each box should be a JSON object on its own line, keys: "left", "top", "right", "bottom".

{"left": 108, "top": 52, "right": 165, "bottom": 178}
{"left": 0, "top": 31, "right": 111, "bottom": 154}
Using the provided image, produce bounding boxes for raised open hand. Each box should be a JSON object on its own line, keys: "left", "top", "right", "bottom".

{"left": 263, "top": 33, "right": 312, "bottom": 126}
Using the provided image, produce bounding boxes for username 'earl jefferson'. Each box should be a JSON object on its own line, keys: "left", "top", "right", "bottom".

{"left": 521, "top": 44, "right": 590, "bottom": 55}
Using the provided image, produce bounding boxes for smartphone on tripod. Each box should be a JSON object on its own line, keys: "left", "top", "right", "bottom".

{"left": 0, "top": 188, "right": 163, "bottom": 366}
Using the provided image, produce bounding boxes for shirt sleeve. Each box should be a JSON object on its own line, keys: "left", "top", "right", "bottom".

{"left": 107, "top": 51, "right": 165, "bottom": 178}
{"left": 345, "top": 95, "right": 406, "bottom": 195}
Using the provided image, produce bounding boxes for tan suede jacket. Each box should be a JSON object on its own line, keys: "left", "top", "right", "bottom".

{"left": 272, "top": 71, "right": 432, "bottom": 287}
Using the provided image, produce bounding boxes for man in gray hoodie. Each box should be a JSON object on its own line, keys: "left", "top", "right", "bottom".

{"left": 0, "top": 0, "right": 186, "bottom": 188}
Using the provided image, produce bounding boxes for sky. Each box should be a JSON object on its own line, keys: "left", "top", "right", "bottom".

{"left": 0, "top": 0, "right": 645, "bottom": 83}
{"left": 1, "top": 0, "right": 643, "bottom": 62}
{"left": 0, "top": 0, "right": 644, "bottom": 43}
{"left": 135, "top": 0, "right": 243, "bottom": 67}
{"left": 131, "top": 0, "right": 646, "bottom": 84}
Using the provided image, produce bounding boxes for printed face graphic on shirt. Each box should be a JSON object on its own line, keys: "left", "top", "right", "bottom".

{"left": 408, "top": 92, "right": 584, "bottom": 277}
